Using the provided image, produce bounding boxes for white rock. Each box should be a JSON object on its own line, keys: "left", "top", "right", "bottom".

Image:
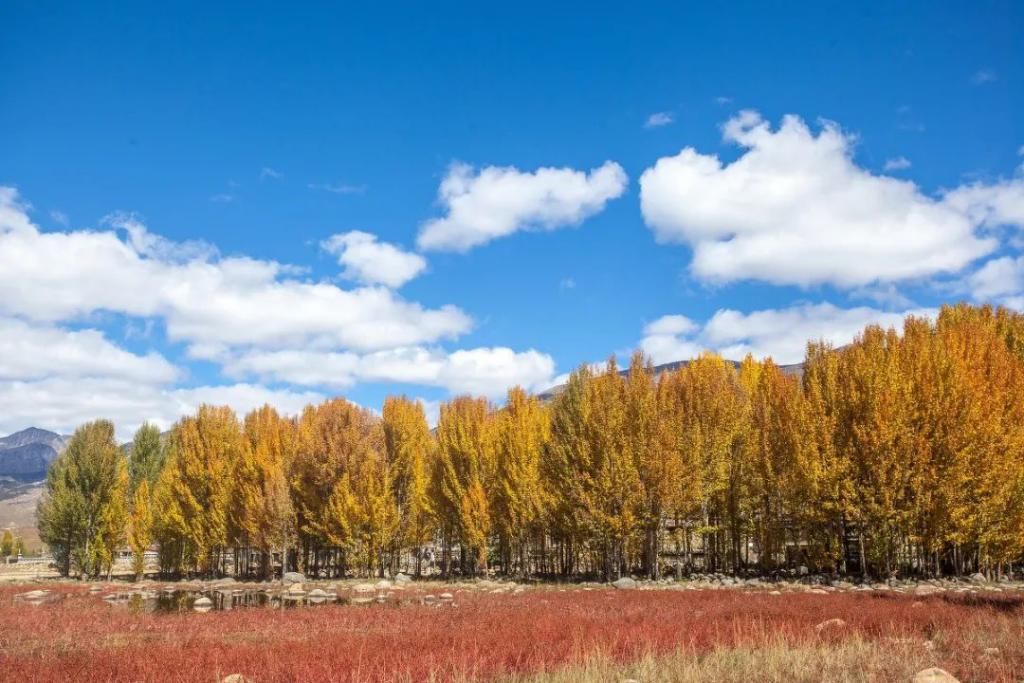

{"left": 912, "top": 668, "right": 960, "bottom": 683}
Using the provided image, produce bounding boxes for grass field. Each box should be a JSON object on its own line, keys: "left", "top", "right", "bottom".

{"left": 0, "top": 581, "right": 1021, "bottom": 682}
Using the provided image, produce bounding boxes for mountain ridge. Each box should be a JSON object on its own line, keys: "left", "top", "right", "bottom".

{"left": 0, "top": 427, "right": 68, "bottom": 479}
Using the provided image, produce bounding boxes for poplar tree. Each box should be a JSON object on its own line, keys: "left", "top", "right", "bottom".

{"left": 493, "top": 386, "right": 550, "bottom": 577}
{"left": 155, "top": 406, "right": 244, "bottom": 576}
{"left": 128, "top": 481, "right": 153, "bottom": 580}
{"left": 128, "top": 422, "right": 165, "bottom": 494}
{"left": 383, "top": 397, "right": 436, "bottom": 576}
{"left": 239, "top": 405, "right": 298, "bottom": 579}
{"left": 435, "top": 396, "right": 494, "bottom": 575}
{"left": 37, "top": 420, "right": 128, "bottom": 578}
{"left": 293, "top": 398, "right": 383, "bottom": 576}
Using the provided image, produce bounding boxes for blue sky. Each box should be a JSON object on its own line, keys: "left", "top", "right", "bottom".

{"left": 1, "top": 1, "right": 1022, "bottom": 436}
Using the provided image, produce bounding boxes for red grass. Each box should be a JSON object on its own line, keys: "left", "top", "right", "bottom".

{"left": 0, "top": 583, "right": 1022, "bottom": 682}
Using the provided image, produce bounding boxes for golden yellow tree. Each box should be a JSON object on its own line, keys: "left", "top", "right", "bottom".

{"left": 801, "top": 340, "right": 854, "bottom": 572}
{"left": 293, "top": 398, "right": 384, "bottom": 577}
{"left": 383, "top": 396, "right": 436, "bottom": 576}
{"left": 156, "top": 405, "right": 244, "bottom": 576}
{"left": 746, "top": 358, "right": 806, "bottom": 570}
{"left": 493, "top": 386, "right": 550, "bottom": 577}
{"left": 128, "top": 480, "right": 153, "bottom": 580}
{"left": 238, "top": 405, "right": 298, "bottom": 579}
{"left": 435, "top": 396, "right": 494, "bottom": 576}
{"left": 667, "top": 354, "right": 749, "bottom": 573}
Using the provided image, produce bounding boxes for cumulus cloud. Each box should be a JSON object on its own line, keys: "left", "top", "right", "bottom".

{"left": 638, "top": 111, "right": 1023, "bottom": 288}
{"left": 0, "top": 318, "right": 179, "bottom": 384}
{"left": 0, "top": 187, "right": 567, "bottom": 437}
{"left": 417, "top": 161, "right": 628, "bottom": 252}
{"left": 0, "top": 376, "right": 323, "bottom": 440}
{"left": 639, "top": 302, "right": 936, "bottom": 365}
{"left": 321, "top": 230, "right": 427, "bottom": 288}
{"left": 644, "top": 112, "right": 674, "bottom": 128}
{"left": 965, "top": 255, "right": 1024, "bottom": 301}
{"left": 942, "top": 178, "right": 1024, "bottom": 231}
{"left": 0, "top": 189, "right": 471, "bottom": 352}
{"left": 222, "top": 345, "right": 556, "bottom": 399}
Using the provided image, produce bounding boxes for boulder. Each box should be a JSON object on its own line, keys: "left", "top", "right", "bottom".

{"left": 282, "top": 571, "right": 305, "bottom": 583}
{"left": 221, "top": 675, "right": 252, "bottom": 683}
{"left": 912, "top": 668, "right": 960, "bottom": 683}
{"left": 914, "top": 584, "right": 943, "bottom": 596}
{"left": 374, "top": 580, "right": 392, "bottom": 590}
{"left": 394, "top": 573, "right": 412, "bottom": 584}
{"left": 352, "top": 583, "right": 375, "bottom": 593}
{"left": 16, "top": 589, "right": 49, "bottom": 601}
{"left": 969, "top": 572, "right": 987, "bottom": 583}
{"left": 308, "top": 588, "right": 331, "bottom": 599}
{"left": 193, "top": 596, "right": 213, "bottom": 611}
{"left": 439, "top": 592, "right": 454, "bottom": 601}
{"left": 612, "top": 577, "right": 638, "bottom": 590}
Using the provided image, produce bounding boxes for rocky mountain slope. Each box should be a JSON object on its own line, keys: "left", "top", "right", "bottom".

{"left": 0, "top": 428, "right": 68, "bottom": 479}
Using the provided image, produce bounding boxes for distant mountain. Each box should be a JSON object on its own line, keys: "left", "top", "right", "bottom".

{"left": 536, "top": 358, "right": 804, "bottom": 402}
{"left": 0, "top": 428, "right": 68, "bottom": 479}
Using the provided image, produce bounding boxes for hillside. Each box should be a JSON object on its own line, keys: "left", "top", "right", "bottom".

{"left": 0, "top": 428, "right": 67, "bottom": 551}
{"left": 0, "top": 428, "right": 68, "bottom": 479}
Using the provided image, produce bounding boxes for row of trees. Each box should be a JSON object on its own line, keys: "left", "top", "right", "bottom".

{"left": 38, "top": 304, "right": 1024, "bottom": 581}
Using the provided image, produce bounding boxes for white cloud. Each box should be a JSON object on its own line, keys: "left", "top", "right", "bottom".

{"left": 222, "top": 345, "right": 556, "bottom": 399}
{"left": 0, "top": 377, "right": 323, "bottom": 440}
{"left": 884, "top": 156, "right": 912, "bottom": 171}
{"left": 638, "top": 111, "right": 1014, "bottom": 288}
{"left": 715, "top": 96, "right": 733, "bottom": 105}
{"left": 965, "top": 255, "right": 1024, "bottom": 300}
{"left": 209, "top": 193, "right": 235, "bottom": 203}
{"left": 559, "top": 277, "right": 576, "bottom": 290}
{"left": 639, "top": 302, "right": 936, "bottom": 365}
{"left": 321, "top": 230, "right": 426, "bottom": 288}
{"left": 942, "top": 178, "right": 1024, "bottom": 231}
{"left": 417, "top": 161, "right": 628, "bottom": 252}
{"left": 260, "top": 167, "right": 283, "bottom": 180}
{"left": 0, "top": 318, "right": 179, "bottom": 384}
{"left": 0, "top": 189, "right": 471, "bottom": 352}
{"left": 644, "top": 112, "right": 674, "bottom": 128}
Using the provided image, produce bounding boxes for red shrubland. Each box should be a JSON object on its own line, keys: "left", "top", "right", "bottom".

{"left": 0, "top": 585, "right": 1022, "bottom": 682}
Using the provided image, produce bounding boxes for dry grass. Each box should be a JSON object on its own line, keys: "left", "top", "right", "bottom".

{"left": 0, "top": 582, "right": 1021, "bottom": 682}
{"left": 504, "top": 640, "right": 936, "bottom": 683}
